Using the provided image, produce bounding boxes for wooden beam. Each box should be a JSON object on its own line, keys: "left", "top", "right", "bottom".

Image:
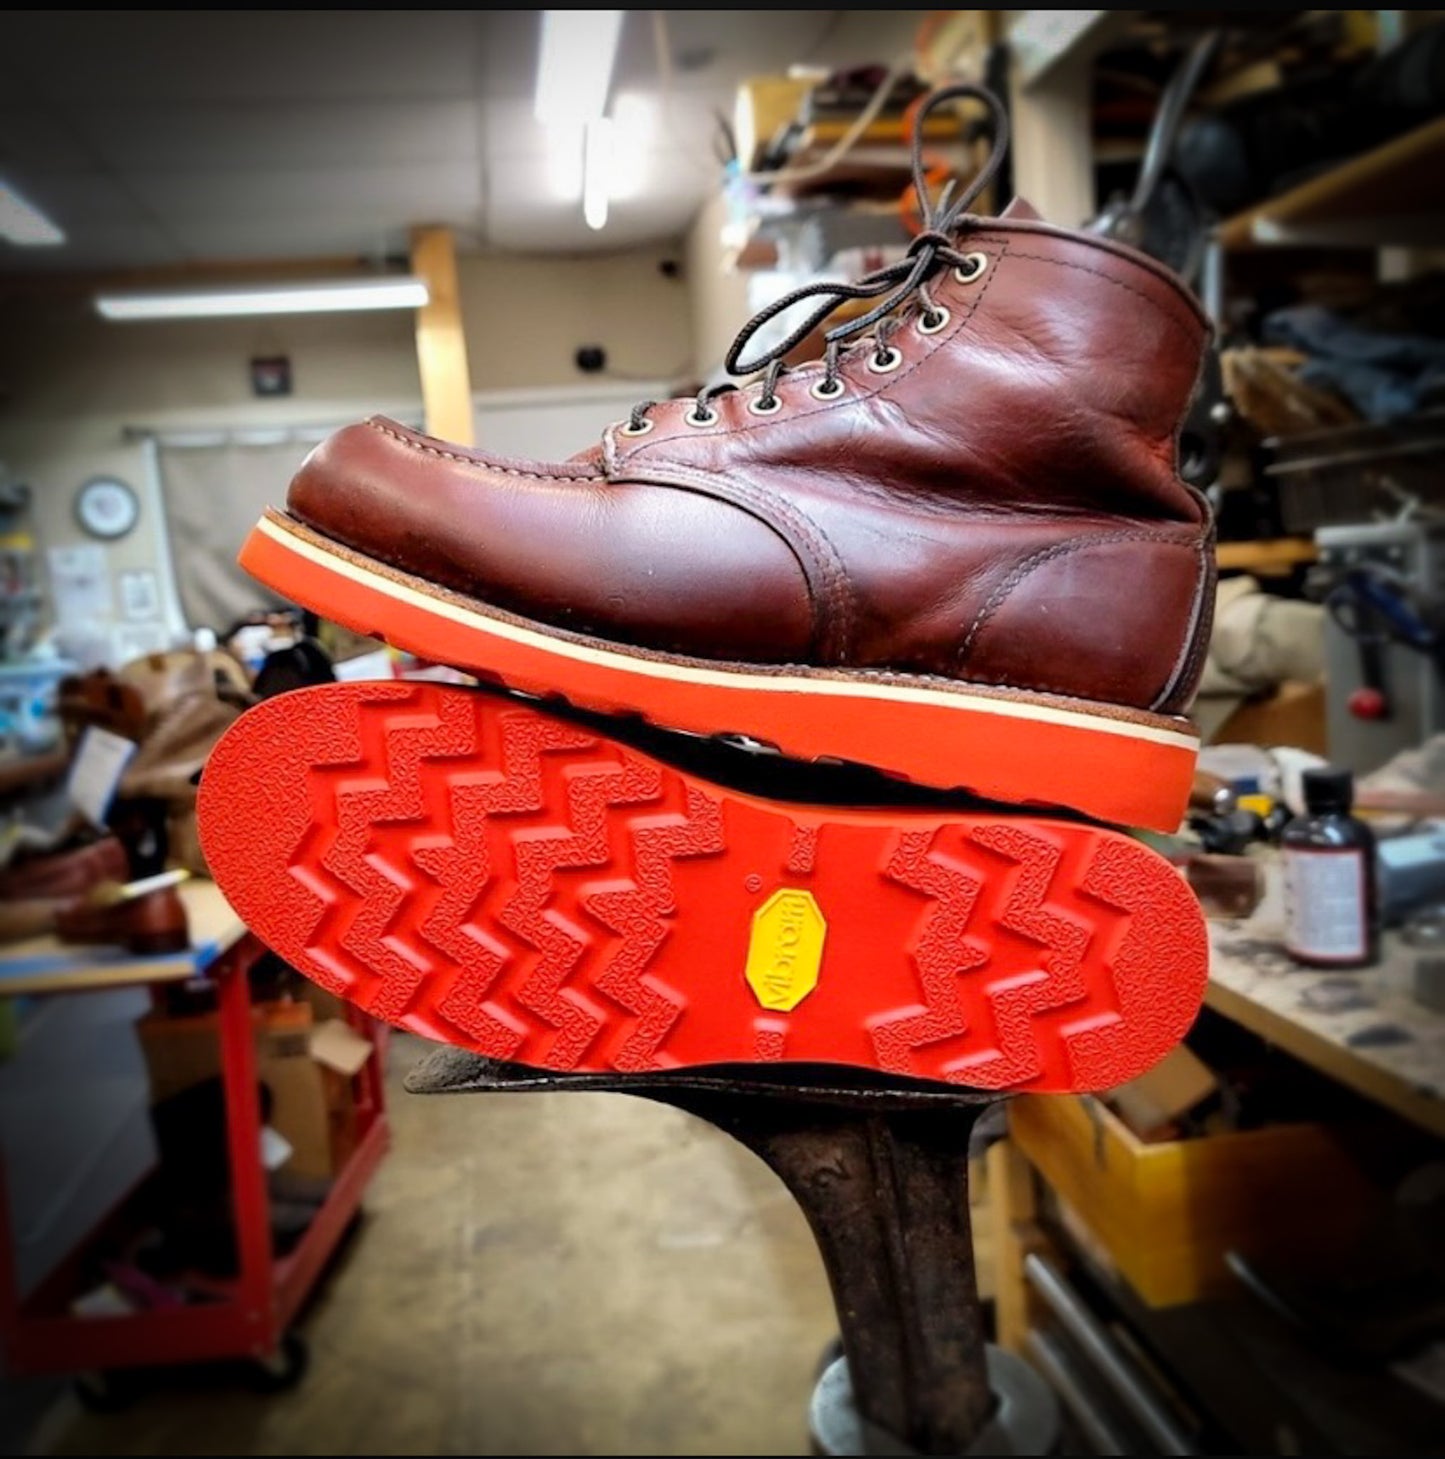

{"left": 1006, "top": 45, "right": 1095, "bottom": 227}
{"left": 1217, "top": 115, "right": 1445, "bottom": 251}
{"left": 409, "top": 226, "right": 474, "bottom": 446}
{"left": 986, "top": 1138, "right": 1045, "bottom": 1354}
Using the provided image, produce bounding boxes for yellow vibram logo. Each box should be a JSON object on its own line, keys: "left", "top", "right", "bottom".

{"left": 745, "top": 889, "right": 826, "bottom": 1012}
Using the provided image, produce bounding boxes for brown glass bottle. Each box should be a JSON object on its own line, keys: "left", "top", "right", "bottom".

{"left": 1281, "top": 768, "right": 1379, "bottom": 968}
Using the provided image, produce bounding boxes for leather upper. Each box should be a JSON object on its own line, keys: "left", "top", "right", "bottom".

{"left": 287, "top": 213, "right": 1216, "bottom": 715}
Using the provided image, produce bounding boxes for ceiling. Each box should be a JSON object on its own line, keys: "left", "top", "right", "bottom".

{"left": 0, "top": 10, "right": 921, "bottom": 274}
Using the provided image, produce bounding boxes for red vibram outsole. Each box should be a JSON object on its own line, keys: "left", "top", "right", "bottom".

{"left": 239, "top": 510, "right": 1199, "bottom": 834}
{"left": 198, "top": 681, "right": 1207, "bottom": 1093}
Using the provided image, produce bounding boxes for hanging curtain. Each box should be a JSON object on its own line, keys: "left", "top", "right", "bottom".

{"left": 154, "top": 434, "right": 317, "bottom": 632}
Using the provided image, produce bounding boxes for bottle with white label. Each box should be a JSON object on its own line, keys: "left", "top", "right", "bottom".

{"left": 1282, "top": 768, "right": 1378, "bottom": 968}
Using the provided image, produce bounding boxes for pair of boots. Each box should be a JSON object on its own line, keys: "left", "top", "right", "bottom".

{"left": 198, "top": 86, "right": 1212, "bottom": 1096}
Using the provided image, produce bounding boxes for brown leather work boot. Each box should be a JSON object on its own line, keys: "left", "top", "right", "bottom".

{"left": 240, "top": 84, "right": 1215, "bottom": 832}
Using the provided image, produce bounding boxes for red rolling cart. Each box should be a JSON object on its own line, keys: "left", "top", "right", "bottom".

{"left": 0, "top": 880, "right": 389, "bottom": 1394}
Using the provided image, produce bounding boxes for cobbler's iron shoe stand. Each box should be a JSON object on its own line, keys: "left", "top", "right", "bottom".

{"left": 406, "top": 1049, "right": 1058, "bottom": 1455}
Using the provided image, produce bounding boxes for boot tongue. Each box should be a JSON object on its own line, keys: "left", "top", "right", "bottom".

{"left": 999, "top": 196, "right": 1043, "bottom": 221}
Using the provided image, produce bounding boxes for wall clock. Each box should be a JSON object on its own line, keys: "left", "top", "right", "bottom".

{"left": 75, "top": 477, "right": 140, "bottom": 540}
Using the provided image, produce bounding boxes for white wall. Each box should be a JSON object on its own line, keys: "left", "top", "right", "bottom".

{"left": 457, "top": 243, "right": 693, "bottom": 390}
{"left": 686, "top": 191, "right": 753, "bottom": 381}
{"left": 0, "top": 245, "right": 693, "bottom": 660}
{"left": 0, "top": 299, "right": 422, "bottom": 656}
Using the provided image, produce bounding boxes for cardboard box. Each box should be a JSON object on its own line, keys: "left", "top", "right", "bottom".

{"left": 1009, "top": 1093, "right": 1375, "bottom": 1307}
{"left": 137, "top": 1000, "right": 337, "bottom": 1179}
{"left": 1108, "top": 1045, "right": 1220, "bottom": 1141}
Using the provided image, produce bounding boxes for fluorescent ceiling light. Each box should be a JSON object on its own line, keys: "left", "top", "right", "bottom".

{"left": 544, "top": 124, "right": 585, "bottom": 200}
{"left": 583, "top": 118, "right": 614, "bottom": 231}
{"left": 535, "top": 10, "right": 622, "bottom": 126}
{"left": 0, "top": 180, "right": 64, "bottom": 246}
{"left": 95, "top": 276, "right": 429, "bottom": 322}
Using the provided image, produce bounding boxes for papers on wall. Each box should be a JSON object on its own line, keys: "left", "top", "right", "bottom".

{"left": 46, "top": 543, "right": 112, "bottom": 634}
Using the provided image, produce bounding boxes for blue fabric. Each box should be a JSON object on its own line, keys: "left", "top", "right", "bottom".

{"left": 1262, "top": 303, "right": 1445, "bottom": 421}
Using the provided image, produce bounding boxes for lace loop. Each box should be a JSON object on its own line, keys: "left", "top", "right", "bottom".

{"left": 623, "top": 83, "right": 1010, "bottom": 435}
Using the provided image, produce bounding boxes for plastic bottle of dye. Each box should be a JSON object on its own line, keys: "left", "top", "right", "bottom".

{"left": 1282, "top": 767, "right": 1378, "bottom": 968}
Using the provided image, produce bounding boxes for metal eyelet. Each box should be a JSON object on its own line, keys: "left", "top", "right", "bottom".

{"left": 618, "top": 417, "right": 654, "bottom": 437}
{"left": 748, "top": 393, "right": 782, "bottom": 417}
{"left": 953, "top": 252, "right": 988, "bottom": 284}
{"left": 810, "top": 377, "right": 845, "bottom": 401}
{"left": 867, "top": 347, "right": 903, "bottom": 374}
{"left": 684, "top": 407, "right": 719, "bottom": 428}
{"left": 917, "top": 306, "right": 951, "bottom": 336}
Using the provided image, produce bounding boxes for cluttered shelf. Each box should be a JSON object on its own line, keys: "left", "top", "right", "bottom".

{"left": 1217, "top": 114, "right": 1445, "bottom": 251}
{"left": 1215, "top": 537, "right": 1317, "bottom": 574}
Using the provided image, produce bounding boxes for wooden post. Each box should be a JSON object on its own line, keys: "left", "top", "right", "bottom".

{"left": 986, "top": 1136, "right": 1043, "bottom": 1354}
{"left": 410, "top": 226, "right": 474, "bottom": 446}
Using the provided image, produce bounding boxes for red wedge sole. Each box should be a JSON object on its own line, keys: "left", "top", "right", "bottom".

{"left": 198, "top": 681, "right": 1207, "bottom": 1092}
{"left": 240, "top": 511, "right": 1199, "bottom": 833}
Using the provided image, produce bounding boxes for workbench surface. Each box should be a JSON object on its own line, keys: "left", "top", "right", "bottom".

{"left": 1207, "top": 866, "right": 1445, "bottom": 1139}
{"left": 0, "top": 880, "right": 247, "bottom": 996}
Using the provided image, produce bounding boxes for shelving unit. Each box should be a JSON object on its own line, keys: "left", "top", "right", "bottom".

{"left": 1215, "top": 537, "right": 1317, "bottom": 574}
{"left": 1218, "top": 114, "right": 1445, "bottom": 251}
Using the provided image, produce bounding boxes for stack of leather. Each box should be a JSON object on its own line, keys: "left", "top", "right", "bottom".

{"left": 113, "top": 649, "right": 253, "bottom": 877}
{"left": 0, "top": 648, "right": 257, "bottom": 954}
{"left": 0, "top": 640, "right": 344, "bottom": 953}
{"left": 0, "top": 833, "right": 189, "bottom": 953}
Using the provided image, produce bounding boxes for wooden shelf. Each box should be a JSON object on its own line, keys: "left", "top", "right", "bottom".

{"left": 1218, "top": 115, "right": 1445, "bottom": 250}
{"left": 1215, "top": 537, "right": 1316, "bottom": 574}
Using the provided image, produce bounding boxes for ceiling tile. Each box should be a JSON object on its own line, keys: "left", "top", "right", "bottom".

{"left": 0, "top": 8, "right": 933, "bottom": 265}
{"left": 475, "top": 11, "right": 542, "bottom": 102}
{"left": 0, "top": 108, "right": 94, "bottom": 172}
{"left": 0, "top": 12, "right": 486, "bottom": 103}
{"left": 1, "top": 219, "right": 179, "bottom": 272}
{"left": 71, "top": 100, "right": 482, "bottom": 172}
{"left": 3, "top": 169, "right": 151, "bottom": 226}
{"left": 125, "top": 160, "right": 483, "bottom": 225}
{"left": 485, "top": 154, "right": 698, "bottom": 254}
{"left": 164, "top": 215, "right": 413, "bottom": 264}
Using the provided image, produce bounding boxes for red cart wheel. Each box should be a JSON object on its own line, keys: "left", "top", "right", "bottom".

{"left": 246, "top": 1331, "right": 309, "bottom": 1394}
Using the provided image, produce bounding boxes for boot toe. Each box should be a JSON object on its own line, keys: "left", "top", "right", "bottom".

{"left": 285, "top": 418, "right": 814, "bottom": 662}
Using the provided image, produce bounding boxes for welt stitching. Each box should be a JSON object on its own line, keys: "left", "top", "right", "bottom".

{"left": 369, "top": 420, "right": 598, "bottom": 482}
{"left": 958, "top": 529, "right": 1194, "bottom": 668}
{"left": 959, "top": 668, "right": 1146, "bottom": 700}
{"left": 1001, "top": 252, "right": 1201, "bottom": 347}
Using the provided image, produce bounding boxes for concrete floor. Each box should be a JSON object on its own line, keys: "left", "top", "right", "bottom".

{"left": 24, "top": 1035, "right": 843, "bottom": 1456}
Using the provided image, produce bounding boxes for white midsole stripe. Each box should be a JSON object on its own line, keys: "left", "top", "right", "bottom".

{"left": 257, "top": 514, "right": 1199, "bottom": 753}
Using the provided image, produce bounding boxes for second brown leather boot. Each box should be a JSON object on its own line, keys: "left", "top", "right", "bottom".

{"left": 56, "top": 878, "right": 190, "bottom": 955}
{"left": 239, "top": 84, "right": 1215, "bottom": 832}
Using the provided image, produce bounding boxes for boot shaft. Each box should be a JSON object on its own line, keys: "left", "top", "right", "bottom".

{"left": 608, "top": 216, "right": 1211, "bottom": 529}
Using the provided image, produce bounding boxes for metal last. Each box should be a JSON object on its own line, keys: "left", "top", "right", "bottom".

{"left": 407, "top": 1049, "right": 1060, "bottom": 1456}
